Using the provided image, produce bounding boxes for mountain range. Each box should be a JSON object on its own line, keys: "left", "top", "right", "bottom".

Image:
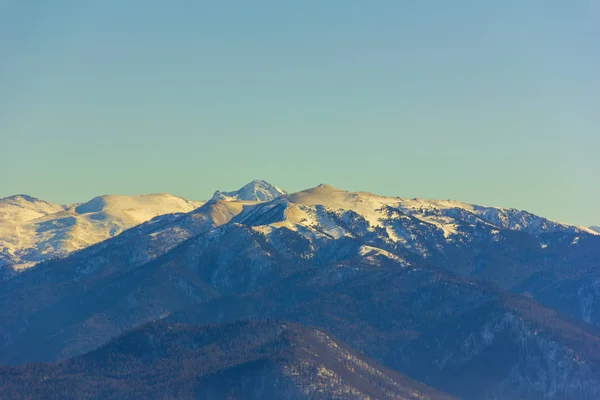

{"left": 1, "top": 180, "right": 599, "bottom": 399}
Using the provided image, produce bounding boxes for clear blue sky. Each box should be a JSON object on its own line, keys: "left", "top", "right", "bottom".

{"left": 1, "top": 1, "right": 598, "bottom": 226}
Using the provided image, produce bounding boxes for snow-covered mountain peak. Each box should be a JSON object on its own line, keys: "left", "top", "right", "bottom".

{"left": 0, "top": 195, "right": 66, "bottom": 223}
{"left": 72, "top": 193, "right": 201, "bottom": 217}
{"left": 1, "top": 194, "right": 42, "bottom": 204}
{"left": 211, "top": 180, "right": 286, "bottom": 202}
{"left": 288, "top": 183, "right": 351, "bottom": 205}
{"left": 74, "top": 196, "right": 107, "bottom": 214}
{"left": 315, "top": 183, "right": 336, "bottom": 190}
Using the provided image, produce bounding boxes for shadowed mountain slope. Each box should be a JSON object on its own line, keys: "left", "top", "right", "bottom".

{"left": 0, "top": 320, "right": 455, "bottom": 400}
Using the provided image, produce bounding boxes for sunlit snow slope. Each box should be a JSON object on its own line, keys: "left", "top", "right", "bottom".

{"left": 0, "top": 193, "right": 203, "bottom": 270}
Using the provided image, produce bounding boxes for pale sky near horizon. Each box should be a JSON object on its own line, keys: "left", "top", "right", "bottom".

{"left": 1, "top": 1, "right": 598, "bottom": 226}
